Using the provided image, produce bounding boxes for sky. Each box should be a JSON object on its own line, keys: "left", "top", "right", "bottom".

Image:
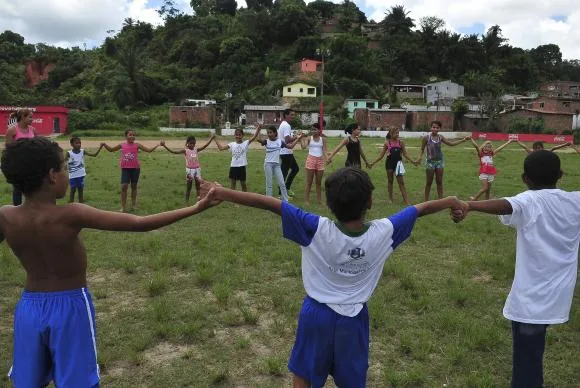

{"left": 1, "top": 0, "right": 579, "bottom": 59}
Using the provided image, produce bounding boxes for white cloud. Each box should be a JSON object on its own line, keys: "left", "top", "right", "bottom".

{"left": 1, "top": 0, "right": 579, "bottom": 60}
{"left": 362, "top": 1, "right": 580, "bottom": 59}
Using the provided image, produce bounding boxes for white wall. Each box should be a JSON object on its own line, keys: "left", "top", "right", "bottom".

{"left": 220, "top": 128, "right": 471, "bottom": 139}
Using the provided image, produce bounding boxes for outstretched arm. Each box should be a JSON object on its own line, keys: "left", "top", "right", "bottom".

{"left": 370, "top": 143, "right": 388, "bottom": 167}
{"left": 414, "top": 136, "right": 427, "bottom": 164}
{"left": 359, "top": 142, "right": 370, "bottom": 168}
{"left": 400, "top": 141, "right": 415, "bottom": 164}
{"left": 213, "top": 136, "right": 230, "bottom": 151}
{"left": 516, "top": 141, "right": 532, "bottom": 154}
{"left": 197, "top": 134, "right": 216, "bottom": 152}
{"left": 451, "top": 199, "right": 513, "bottom": 223}
{"left": 285, "top": 133, "right": 304, "bottom": 149}
{"left": 248, "top": 125, "right": 262, "bottom": 145}
{"left": 84, "top": 144, "right": 103, "bottom": 157}
{"left": 162, "top": 143, "right": 185, "bottom": 154}
{"left": 102, "top": 143, "right": 122, "bottom": 152}
{"left": 204, "top": 184, "right": 282, "bottom": 215}
{"left": 138, "top": 143, "right": 160, "bottom": 153}
{"left": 442, "top": 135, "right": 469, "bottom": 147}
{"left": 4, "top": 128, "right": 15, "bottom": 145}
{"left": 469, "top": 138, "right": 481, "bottom": 154}
{"left": 414, "top": 196, "right": 464, "bottom": 218}
{"left": 69, "top": 198, "right": 216, "bottom": 232}
{"left": 326, "top": 138, "right": 348, "bottom": 164}
{"left": 494, "top": 139, "right": 513, "bottom": 154}
{"left": 549, "top": 142, "right": 571, "bottom": 152}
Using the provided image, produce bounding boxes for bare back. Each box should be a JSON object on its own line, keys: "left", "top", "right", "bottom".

{"left": 0, "top": 204, "right": 87, "bottom": 292}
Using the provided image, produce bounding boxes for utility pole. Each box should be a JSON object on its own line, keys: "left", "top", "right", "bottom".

{"left": 316, "top": 48, "right": 331, "bottom": 131}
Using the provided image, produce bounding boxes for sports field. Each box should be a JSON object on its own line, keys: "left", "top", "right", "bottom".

{"left": 0, "top": 136, "right": 578, "bottom": 387}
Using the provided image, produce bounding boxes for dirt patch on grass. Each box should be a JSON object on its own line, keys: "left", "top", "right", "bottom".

{"left": 472, "top": 273, "right": 493, "bottom": 283}
{"left": 143, "top": 342, "right": 195, "bottom": 366}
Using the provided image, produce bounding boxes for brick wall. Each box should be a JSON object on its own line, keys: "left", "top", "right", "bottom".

{"left": 408, "top": 111, "right": 454, "bottom": 131}
{"left": 354, "top": 109, "right": 406, "bottom": 129}
{"left": 245, "top": 110, "right": 283, "bottom": 126}
{"left": 169, "top": 106, "right": 215, "bottom": 127}
{"left": 529, "top": 98, "right": 580, "bottom": 114}
{"left": 498, "top": 110, "right": 573, "bottom": 132}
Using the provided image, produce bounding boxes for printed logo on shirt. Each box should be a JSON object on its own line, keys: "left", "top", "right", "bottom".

{"left": 347, "top": 248, "right": 366, "bottom": 260}
{"left": 123, "top": 153, "right": 136, "bottom": 161}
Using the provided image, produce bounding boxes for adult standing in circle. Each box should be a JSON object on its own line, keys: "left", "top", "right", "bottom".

{"left": 5, "top": 108, "right": 37, "bottom": 205}
{"left": 279, "top": 108, "right": 299, "bottom": 198}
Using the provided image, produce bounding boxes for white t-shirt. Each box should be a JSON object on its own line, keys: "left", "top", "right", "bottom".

{"left": 228, "top": 140, "right": 250, "bottom": 167}
{"left": 499, "top": 189, "right": 580, "bottom": 324}
{"left": 279, "top": 120, "right": 293, "bottom": 155}
{"left": 67, "top": 149, "right": 86, "bottom": 179}
{"left": 281, "top": 203, "right": 418, "bottom": 317}
{"left": 308, "top": 136, "right": 324, "bottom": 157}
{"left": 261, "top": 138, "right": 286, "bottom": 164}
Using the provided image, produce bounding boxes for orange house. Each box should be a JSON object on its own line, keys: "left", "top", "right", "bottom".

{"left": 299, "top": 59, "right": 322, "bottom": 73}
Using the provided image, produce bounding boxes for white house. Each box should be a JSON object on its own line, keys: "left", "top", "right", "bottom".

{"left": 426, "top": 80, "right": 464, "bottom": 105}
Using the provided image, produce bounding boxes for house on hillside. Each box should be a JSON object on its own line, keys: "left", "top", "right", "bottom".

{"left": 498, "top": 109, "right": 575, "bottom": 132}
{"left": 390, "top": 84, "right": 426, "bottom": 101}
{"left": 283, "top": 83, "right": 317, "bottom": 98}
{"left": 426, "top": 80, "right": 464, "bottom": 105}
{"left": 539, "top": 81, "right": 580, "bottom": 98}
{"left": 344, "top": 99, "right": 379, "bottom": 118}
{"left": 527, "top": 96, "right": 580, "bottom": 114}
{"left": 244, "top": 105, "right": 287, "bottom": 126}
{"left": 295, "top": 59, "right": 322, "bottom": 73}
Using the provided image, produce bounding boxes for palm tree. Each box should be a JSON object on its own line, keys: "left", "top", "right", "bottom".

{"left": 380, "top": 5, "right": 415, "bottom": 36}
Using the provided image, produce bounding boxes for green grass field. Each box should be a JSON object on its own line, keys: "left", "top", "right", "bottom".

{"left": 0, "top": 137, "right": 578, "bottom": 387}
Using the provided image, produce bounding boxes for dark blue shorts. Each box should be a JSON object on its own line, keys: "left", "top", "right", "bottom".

{"left": 69, "top": 176, "right": 85, "bottom": 189}
{"left": 9, "top": 288, "right": 100, "bottom": 387}
{"left": 288, "top": 296, "right": 369, "bottom": 388}
{"left": 121, "top": 168, "right": 140, "bottom": 185}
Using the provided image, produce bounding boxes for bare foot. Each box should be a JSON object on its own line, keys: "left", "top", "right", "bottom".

{"left": 469, "top": 196, "right": 476, "bottom": 201}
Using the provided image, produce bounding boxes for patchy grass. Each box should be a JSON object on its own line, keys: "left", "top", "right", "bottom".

{"left": 0, "top": 137, "right": 578, "bottom": 387}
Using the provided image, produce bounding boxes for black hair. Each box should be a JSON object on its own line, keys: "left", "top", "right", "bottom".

{"left": 124, "top": 128, "right": 135, "bottom": 136}
{"left": 234, "top": 128, "right": 244, "bottom": 135}
{"left": 283, "top": 109, "right": 294, "bottom": 118}
{"left": 532, "top": 141, "right": 544, "bottom": 150}
{"left": 268, "top": 125, "right": 278, "bottom": 134}
{"left": 325, "top": 168, "right": 374, "bottom": 222}
{"left": 431, "top": 120, "right": 442, "bottom": 128}
{"left": 344, "top": 123, "right": 358, "bottom": 135}
{"left": 186, "top": 135, "right": 196, "bottom": 143}
{"left": 1, "top": 137, "right": 63, "bottom": 195}
{"left": 70, "top": 136, "right": 80, "bottom": 145}
{"left": 312, "top": 120, "right": 326, "bottom": 130}
{"left": 523, "top": 150, "right": 561, "bottom": 188}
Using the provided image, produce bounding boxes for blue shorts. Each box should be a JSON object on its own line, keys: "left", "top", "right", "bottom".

{"left": 69, "top": 176, "right": 85, "bottom": 189}
{"left": 9, "top": 288, "right": 100, "bottom": 387}
{"left": 288, "top": 296, "right": 369, "bottom": 388}
{"left": 121, "top": 168, "right": 140, "bottom": 184}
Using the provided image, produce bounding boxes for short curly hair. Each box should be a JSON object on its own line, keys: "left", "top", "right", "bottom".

{"left": 1, "top": 137, "right": 63, "bottom": 195}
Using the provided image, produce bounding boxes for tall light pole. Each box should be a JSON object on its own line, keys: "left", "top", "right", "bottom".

{"left": 316, "top": 48, "right": 331, "bottom": 131}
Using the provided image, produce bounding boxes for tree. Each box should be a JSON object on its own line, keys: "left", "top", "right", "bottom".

{"left": 245, "top": 0, "right": 273, "bottom": 11}
{"left": 380, "top": 5, "right": 415, "bottom": 36}
{"left": 530, "top": 44, "right": 562, "bottom": 80}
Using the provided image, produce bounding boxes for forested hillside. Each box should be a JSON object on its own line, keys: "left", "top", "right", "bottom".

{"left": 1, "top": 0, "right": 579, "bottom": 118}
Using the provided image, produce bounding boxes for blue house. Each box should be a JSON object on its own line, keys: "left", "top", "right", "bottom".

{"left": 344, "top": 99, "right": 379, "bottom": 118}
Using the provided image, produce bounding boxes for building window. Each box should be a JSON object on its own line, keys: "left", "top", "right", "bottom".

{"left": 257, "top": 113, "right": 264, "bottom": 123}
{"left": 354, "top": 102, "right": 358, "bottom": 107}
{"left": 299, "top": 88, "right": 303, "bottom": 93}
{"left": 563, "top": 102, "right": 571, "bottom": 108}
{"left": 307, "top": 88, "right": 315, "bottom": 94}
{"left": 571, "top": 86, "right": 577, "bottom": 91}
{"left": 287, "top": 88, "right": 291, "bottom": 92}
{"left": 539, "top": 102, "right": 545, "bottom": 108}
{"left": 428, "top": 86, "right": 432, "bottom": 90}
{"left": 366, "top": 102, "right": 374, "bottom": 108}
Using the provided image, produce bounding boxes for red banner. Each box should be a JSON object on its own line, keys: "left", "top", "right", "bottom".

{"left": 471, "top": 132, "right": 572, "bottom": 144}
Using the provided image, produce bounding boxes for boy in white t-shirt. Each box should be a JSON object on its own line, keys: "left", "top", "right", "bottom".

{"left": 66, "top": 136, "right": 103, "bottom": 203}
{"left": 199, "top": 168, "right": 464, "bottom": 388}
{"left": 214, "top": 126, "right": 261, "bottom": 191}
{"left": 454, "top": 150, "right": 580, "bottom": 388}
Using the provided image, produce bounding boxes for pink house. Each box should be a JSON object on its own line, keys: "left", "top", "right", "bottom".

{"left": 299, "top": 59, "right": 322, "bottom": 73}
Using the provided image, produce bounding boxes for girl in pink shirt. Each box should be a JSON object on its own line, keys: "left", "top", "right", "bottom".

{"left": 102, "top": 129, "right": 160, "bottom": 212}
{"left": 161, "top": 134, "right": 215, "bottom": 202}
{"left": 5, "top": 108, "right": 37, "bottom": 205}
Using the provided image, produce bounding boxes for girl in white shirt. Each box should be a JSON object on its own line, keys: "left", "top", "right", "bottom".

{"left": 300, "top": 123, "right": 327, "bottom": 205}
{"left": 214, "top": 126, "right": 261, "bottom": 191}
{"left": 257, "top": 126, "right": 302, "bottom": 202}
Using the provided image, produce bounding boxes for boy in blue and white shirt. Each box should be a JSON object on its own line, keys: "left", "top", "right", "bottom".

{"left": 201, "top": 168, "right": 464, "bottom": 387}
{"left": 66, "top": 136, "right": 102, "bottom": 203}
